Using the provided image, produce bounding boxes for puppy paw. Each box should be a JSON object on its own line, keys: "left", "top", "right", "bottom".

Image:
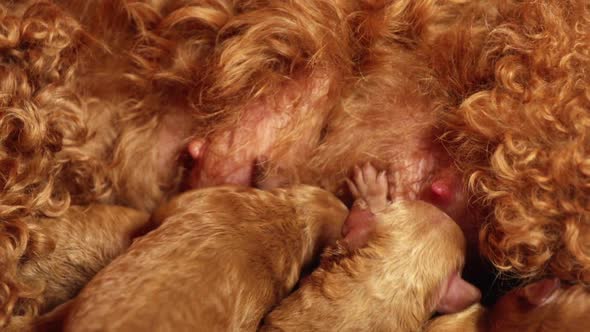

{"left": 346, "top": 162, "right": 388, "bottom": 213}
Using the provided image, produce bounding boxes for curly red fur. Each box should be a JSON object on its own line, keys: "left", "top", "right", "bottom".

{"left": 0, "top": 1, "right": 112, "bottom": 324}
{"left": 0, "top": 0, "right": 203, "bottom": 323}
{"left": 1, "top": 0, "right": 589, "bottom": 327}
{"left": 430, "top": 0, "right": 590, "bottom": 283}
{"left": 0, "top": 0, "right": 357, "bottom": 324}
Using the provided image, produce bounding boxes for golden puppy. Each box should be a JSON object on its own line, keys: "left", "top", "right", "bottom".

{"left": 490, "top": 281, "right": 590, "bottom": 332}
{"left": 425, "top": 278, "right": 590, "bottom": 332}
{"left": 261, "top": 163, "right": 481, "bottom": 331}
{"left": 60, "top": 185, "right": 348, "bottom": 331}
{"left": 12, "top": 205, "right": 148, "bottom": 324}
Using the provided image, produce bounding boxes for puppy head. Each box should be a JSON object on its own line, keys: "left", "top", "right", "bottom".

{"left": 489, "top": 279, "right": 590, "bottom": 332}
{"left": 375, "top": 201, "right": 479, "bottom": 315}
{"left": 324, "top": 200, "right": 480, "bottom": 330}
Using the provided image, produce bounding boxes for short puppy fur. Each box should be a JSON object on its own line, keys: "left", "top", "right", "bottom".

{"left": 61, "top": 185, "right": 348, "bottom": 331}
{"left": 12, "top": 205, "right": 148, "bottom": 324}
{"left": 425, "top": 279, "right": 590, "bottom": 332}
{"left": 262, "top": 164, "right": 480, "bottom": 331}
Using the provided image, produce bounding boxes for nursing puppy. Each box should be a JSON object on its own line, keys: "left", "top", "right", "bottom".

{"left": 12, "top": 205, "right": 148, "bottom": 323}
{"left": 60, "top": 185, "right": 348, "bottom": 331}
{"left": 425, "top": 279, "right": 590, "bottom": 332}
{"left": 262, "top": 164, "right": 481, "bottom": 331}
{"left": 489, "top": 280, "right": 590, "bottom": 332}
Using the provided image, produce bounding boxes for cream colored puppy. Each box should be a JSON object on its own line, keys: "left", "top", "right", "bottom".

{"left": 60, "top": 185, "right": 348, "bottom": 331}
{"left": 425, "top": 278, "right": 590, "bottom": 332}
{"left": 261, "top": 163, "right": 481, "bottom": 331}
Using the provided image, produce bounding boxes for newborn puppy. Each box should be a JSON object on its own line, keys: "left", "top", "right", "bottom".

{"left": 261, "top": 163, "right": 481, "bottom": 331}
{"left": 425, "top": 278, "right": 590, "bottom": 332}
{"left": 15, "top": 205, "right": 149, "bottom": 317}
{"left": 489, "top": 279, "right": 590, "bottom": 332}
{"left": 61, "top": 185, "right": 348, "bottom": 331}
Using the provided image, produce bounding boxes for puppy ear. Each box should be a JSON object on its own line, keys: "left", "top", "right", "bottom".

{"left": 341, "top": 206, "right": 376, "bottom": 250}
{"left": 518, "top": 278, "right": 561, "bottom": 306}
{"left": 436, "top": 272, "right": 481, "bottom": 314}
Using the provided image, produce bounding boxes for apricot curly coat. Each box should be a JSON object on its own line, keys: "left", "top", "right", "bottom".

{"left": 428, "top": 0, "right": 590, "bottom": 282}
{"left": 1, "top": 0, "right": 589, "bottom": 327}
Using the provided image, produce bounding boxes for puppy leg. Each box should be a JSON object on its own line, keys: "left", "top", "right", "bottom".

{"left": 342, "top": 162, "right": 389, "bottom": 249}
{"left": 347, "top": 162, "right": 389, "bottom": 211}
